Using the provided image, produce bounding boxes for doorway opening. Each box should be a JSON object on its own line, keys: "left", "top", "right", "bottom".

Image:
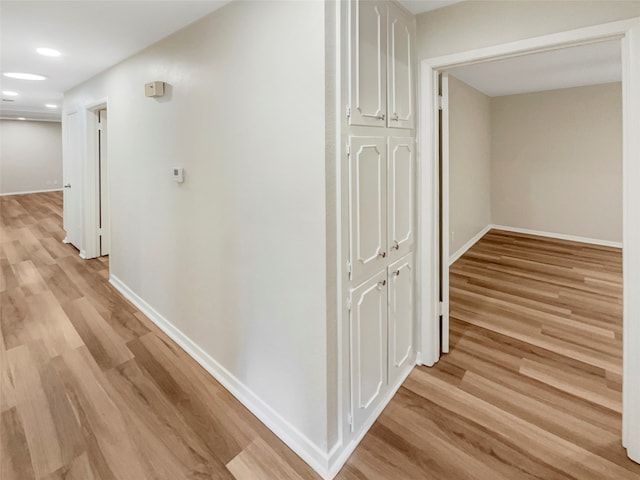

{"left": 84, "top": 101, "right": 109, "bottom": 260}
{"left": 419, "top": 18, "right": 640, "bottom": 465}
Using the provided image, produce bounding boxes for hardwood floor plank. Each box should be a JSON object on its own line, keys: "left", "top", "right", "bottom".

{"left": 62, "top": 297, "right": 133, "bottom": 370}
{"left": 226, "top": 437, "right": 307, "bottom": 480}
{"left": 40, "top": 452, "right": 97, "bottom": 480}
{"left": 520, "top": 358, "right": 622, "bottom": 412}
{"left": 1, "top": 407, "right": 36, "bottom": 480}
{"left": 7, "top": 344, "right": 64, "bottom": 478}
{"left": 51, "top": 347, "right": 152, "bottom": 480}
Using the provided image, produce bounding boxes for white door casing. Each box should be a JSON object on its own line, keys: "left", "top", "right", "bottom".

{"left": 99, "top": 109, "right": 110, "bottom": 256}
{"left": 349, "top": 136, "right": 387, "bottom": 283}
{"left": 349, "top": 0, "right": 387, "bottom": 127}
{"left": 387, "top": 253, "right": 414, "bottom": 386}
{"left": 440, "top": 74, "right": 450, "bottom": 354}
{"left": 388, "top": 137, "right": 414, "bottom": 262}
{"left": 387, "top": 4, "right": 414, "bottom": 129}
{"left": 350, "top": 270, "right": 388, "bottom": 433}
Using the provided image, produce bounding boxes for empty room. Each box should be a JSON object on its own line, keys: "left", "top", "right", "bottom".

{"left": 2, "top": 1, "right": 640, "bottom": 479}
{"left": 436, "top": 38, "right": 632, "bottom": 475}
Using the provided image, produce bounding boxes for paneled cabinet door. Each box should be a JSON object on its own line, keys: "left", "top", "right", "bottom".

{"left": 387, "top": 253, "right": 414, "bottom": 387}
{"left": 349, "top": 0, "right": 387, "bottom": 127}
{"left": 350, "top": 271, "right": 388, "bottom": 433}
{"left": 387, "top": 137, "right": 414, "bottom": 261}
{"left": 387, "top": 4, "right": 414, "bottom": 129}
{"left": 350, "top": 136, "right": 387, "bottom": 283}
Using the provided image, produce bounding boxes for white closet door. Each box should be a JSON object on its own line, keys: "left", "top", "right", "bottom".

{"left": 350, "top": 271, "right": 388, "bottom": 433}
{"left": 349, "top": 136, "right": 387, "bottom": 283}
{"left": 349, "top": 0, "right": 387, "bottom": 127}
{"left": 387, "top": 253, "right": 414, "bottom": 387}
{"left": 387, "top": 4, "right": 414, "bottom": 129}
{"left": 387, "top": 137, "right": 414, "bottom": 261}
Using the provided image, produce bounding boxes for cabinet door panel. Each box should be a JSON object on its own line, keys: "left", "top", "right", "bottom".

{"left": 349, "top": 0, "right": 386, "bottom": 127}
{"left": 350, "top": 136, "right": 387, "bottom": 282}
{"left": 388, "top": 254, "right": 414, "bottom": 386}
{"left": 350, "top": 271, "right": 388, "bottom": 432}
{"left": 388, "top": 137, "right": 414, "bottom": 261}
{"left": 387, "top": 5, "right": 414, "bottom": 129}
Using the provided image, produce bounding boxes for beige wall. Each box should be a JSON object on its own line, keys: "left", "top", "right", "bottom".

{"left": 0, "top": 120, "right": 62, "bottom": 195}
{"left": 64, "top": 0, "right": 330, "bottom": 456}
{"left": 448, "top": 76, "right": 491, "bottom": 255}
{"left": 491, "top": 82, "right": 622, "bottom": 243}
{"left": 417, "top": 1, "right": 640, "bottom": 59}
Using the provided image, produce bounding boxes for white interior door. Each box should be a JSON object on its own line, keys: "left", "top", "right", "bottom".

{"left": 349, "top": 0, "right": 387, "bottom": 127}
{"left": 98, "top": 109, "right": 110, "bottom": 256}
{"left": 388, "top": 137, "right": 414, "bottom": 262}
{"left": 63, "top": 110, "right": 83, "bottom": 250}
{"left": 350, "top": 270, "right": 388, "bottom": 433}
{"left": 349, "top": 136, "right": 387, "bottom": 283}
{"left": 387, "top": 4, "right": 414, "bottom": 129}
{"left": 387, "top": 253, "right": 414, "bottom": 386}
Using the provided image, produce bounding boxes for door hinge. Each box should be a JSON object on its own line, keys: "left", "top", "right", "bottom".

{"left": 97, "top": 121, "right": 103, "bottom": 131}
{"left": 347, "top": 295, "right": 352, "bottom": 312}
{"left": 346, "top": 143, "right": 351, "bottom": 158}
{"left": 347, "top": 413, "right": 353, "bottom": 429}
{"left": 346, "top": 105, "right": 351, "bottom": 118}
{"left": 438, "top": 301, "right": 444, "bottom": 316}
{"left": 347, "top": 260, "right": 352, "bottom": 279}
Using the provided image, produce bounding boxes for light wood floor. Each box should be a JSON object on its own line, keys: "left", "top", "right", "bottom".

{"left": 2, "top": 193, "right": 638, "bottom": 479}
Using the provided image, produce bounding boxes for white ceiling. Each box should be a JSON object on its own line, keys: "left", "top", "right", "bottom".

{"left": 2, "top": 1, "right": 619, "bottom": 121}
{"left": 0, "top": 1, "right": 230, "bottom": 121}
{"left": 447, "top": 40, "right": 622, "bottom": 97}
{"left": 398, "top": 0, "right": 464, "bottom": 15}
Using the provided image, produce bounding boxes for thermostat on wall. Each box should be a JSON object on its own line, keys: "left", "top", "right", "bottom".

{"left": 145, "top": 81, "right": 165, "bottom": 97}
{"left": 172, "top": 167, "right": 184, "bottom": 183}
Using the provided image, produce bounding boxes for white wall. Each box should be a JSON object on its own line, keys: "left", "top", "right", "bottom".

{"left": 448, "top": 76, "right": 491, "bottom": 255}
{"left": 491, "top": 83, "right": 622, "bottom": 242}
{"left": 64, "top": 0, "right": 331, "bottom": 463}
{"left": 417, "top": 1, "right": 640, "bottom": 59}
{"left": 0, "top": 120, "right": 62, "bottom": 195}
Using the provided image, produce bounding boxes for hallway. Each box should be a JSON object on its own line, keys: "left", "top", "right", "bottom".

{"left": 2, "top": 192, "right": 639, "bottom": 479}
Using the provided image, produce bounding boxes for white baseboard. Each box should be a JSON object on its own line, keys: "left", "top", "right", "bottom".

{"left": 108, "top": 274, "right": 334, "bottom": 479}
{"left": 0, "top": 188, "right": 63, "bottom": 197}
{"left": 491, "top": 225, "right": 622, "bottom": 249}
{"left": 449, "top": 225, "right": 492, "bottom": 265}
{"left": 448, "top": 224, "right": 621, "bottom": 266}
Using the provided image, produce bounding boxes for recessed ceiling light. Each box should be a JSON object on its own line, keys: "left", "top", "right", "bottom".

{"left": 2, "top": 90, "right": 18, "bottom": 96}
{"left": 3, "top": 72, "right": 46, "bottom": 81}
{"left": 45, "top": 104, "right": 58, "bottom": 109}
{"left": 17, "top": 117, "right": 26, "bottom": 120}
{"left": 36, "top": 47, "right": 61, "bottom": 57}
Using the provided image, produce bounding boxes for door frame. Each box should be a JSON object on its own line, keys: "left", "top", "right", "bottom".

{"left": 83, "top": 98, "right": 109, "bottom": 259}
{"left": 418, "top": 17, "right": 640, "bottom": 462}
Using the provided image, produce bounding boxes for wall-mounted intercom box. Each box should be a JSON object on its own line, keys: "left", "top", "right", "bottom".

{"left": 145, "top": 81, "right": 165, "bottom": 97}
